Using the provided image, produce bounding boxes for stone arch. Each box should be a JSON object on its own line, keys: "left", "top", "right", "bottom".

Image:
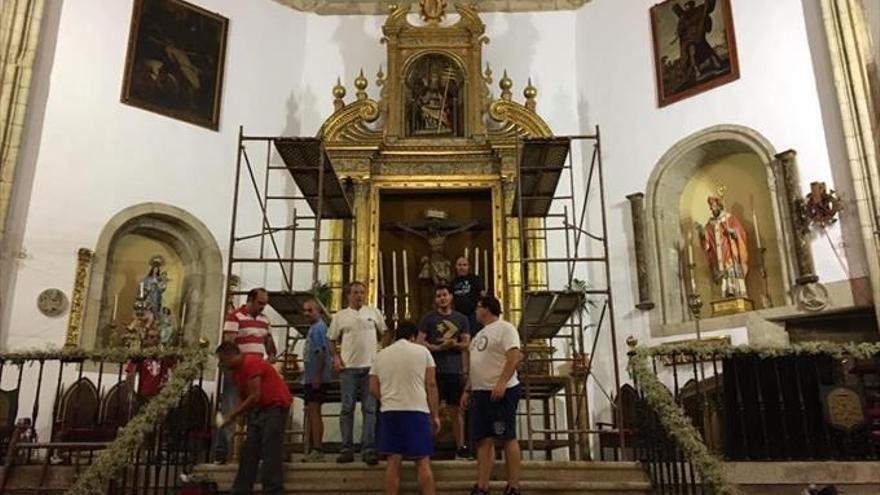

{"left": 644, "top": 125, "right": 797, "bottom": 328}
{"left": 81, "top": 203, "right": 224, "bottom": 350}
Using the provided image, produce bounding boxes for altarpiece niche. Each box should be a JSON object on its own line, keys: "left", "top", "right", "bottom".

{"left": 405, "top": 54, "right": 465, "bottom": 137}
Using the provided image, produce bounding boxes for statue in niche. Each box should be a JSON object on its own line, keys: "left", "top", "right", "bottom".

{"left": 406, "top": 55, "right": 463, "bottom": 137}
{"left": 121, "top": 256, "right": 177, "bottom": 348}
{"left": 396, "top": 210, "right": 477, "bottom": 285}
{"left": 698, "top": 187, "right": 749, "bottom": 299}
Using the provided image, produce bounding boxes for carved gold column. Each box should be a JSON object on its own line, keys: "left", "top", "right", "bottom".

{"left": 626, "top": 193, "right": 654, "bottom": 310}
{"left": 351, "top": 179, "right": 372, "bottom": 301}
{"left": 0, "top": 0, "right": 46, "bottom": 242}
{"left": 819, "top": 0, "right": 880, "bottom": 323}
{"left": 65, "top": 248, "right": 94, "bottom": 348}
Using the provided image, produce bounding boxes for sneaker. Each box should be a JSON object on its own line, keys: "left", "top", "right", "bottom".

{"left": 503, "top": 485, "right": 522, "bottom": 495}
{"left": 455, "top": 446, "right": 472, "bottom": 460}
{"left": 470, "top": 484, "right": 490, "bottom": 495}
{"left": 363, "top": 451, "right": 379, "bottom": 466}
{"left": 303, "top": 450, "right": 325, "bottom": 463}
{"left": 336, "top": 450, "right": 354, "bottom": 463}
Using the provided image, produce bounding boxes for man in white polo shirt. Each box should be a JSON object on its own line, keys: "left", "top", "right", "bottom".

{"left": 370, "top": 321, "right": 440, "bottom": 495}
{"left": 461, "top": 295, "right": 523, "bottom": 495}
{"left": 328, "top": 281, "right": 387, "bottom": 465}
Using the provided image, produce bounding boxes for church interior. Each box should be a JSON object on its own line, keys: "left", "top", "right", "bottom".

{"left": 0, "top": 0, "right": 879, "bottom": 493}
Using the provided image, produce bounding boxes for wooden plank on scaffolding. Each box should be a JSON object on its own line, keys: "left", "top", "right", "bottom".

{"left": 273, "top": 137, "right": 353, "bottom": 219}
{"left": 512, "top": 137, "right": 571, "bottom": 217}
{"left": 519, "top": 290, "right": 584, "bottom": 340}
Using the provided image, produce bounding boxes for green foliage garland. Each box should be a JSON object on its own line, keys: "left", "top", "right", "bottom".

{"left": 66, "top": 348, "right": 210, "bottom": 495}
{"left": 628, "top": 341, "right": 880, "bottom": 495}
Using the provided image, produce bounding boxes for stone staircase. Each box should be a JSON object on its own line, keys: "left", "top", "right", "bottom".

{"left": 193, "top": 460, "right": 652, "bottom": 494}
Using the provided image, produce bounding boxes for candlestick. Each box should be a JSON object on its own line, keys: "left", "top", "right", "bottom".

{"left": 752, "top": 210, "right": 762, "bottom": 250}
{"left": 483, "top": 249, "right": 489, "bottom": 289}
{"left": 111, "top": 293, "right": 119, "bottom": 322}
{"left": 687, "top": 231, "right": 695, "bottom": 265}
{"left": 402, "top": 249, "right": 410, "bottom": 295}
{"left": 474, "top": 247, "right": 480, "bottom": 276}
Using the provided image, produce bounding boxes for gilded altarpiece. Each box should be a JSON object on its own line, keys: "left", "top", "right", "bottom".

{"left": 317, "top": 4, "right": 553, "bottom": 317}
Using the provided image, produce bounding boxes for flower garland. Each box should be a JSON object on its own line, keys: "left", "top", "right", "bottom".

{"left": 66, "top": 348, "right": 210, "bottom": 495}
{"left": 628, "top": 341, "right": 880, "bottom": 495}
{"left": 0, "top": 345, "right": 201, "bottom": 364}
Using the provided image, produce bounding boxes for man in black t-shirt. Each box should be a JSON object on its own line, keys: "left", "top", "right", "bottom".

{"left": 419, "top": 285, "right": 471, "bottom": 458}
{"left": 451, "top": 256, "right": 485, "bottom": 336}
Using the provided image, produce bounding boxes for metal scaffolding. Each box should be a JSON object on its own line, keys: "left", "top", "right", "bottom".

{"left": 509, "top": 128, "right": 625, "bottom": 460}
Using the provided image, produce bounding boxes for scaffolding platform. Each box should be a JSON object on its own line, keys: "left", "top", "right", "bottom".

{"left": 267, "top": 291, "right": 331, "bottom": 337}
{"left": 519, "top": 290, "right": 585, "bottom": 341}
{"left": 274, "top": 137, "right": 353, "bottom": 219}
{"left": 511, "top": 137, "right": 571, "bottom": 217}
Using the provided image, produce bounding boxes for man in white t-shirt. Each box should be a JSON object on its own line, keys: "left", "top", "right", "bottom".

{"left": 370, "top": 321, "right": 440, "bottom": 495}
{"left": 461, "top": 295, "right": 523, "bottom": 495}
{"left": 328, "top": 281, "right": 388, "bottom": 465}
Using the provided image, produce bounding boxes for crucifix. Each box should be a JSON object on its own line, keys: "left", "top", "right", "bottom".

{"left": 395, "top": 209, "right": 478, "bottom": 285}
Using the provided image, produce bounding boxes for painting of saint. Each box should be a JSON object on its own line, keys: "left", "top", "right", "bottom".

{"left": 121, "top": 0, "right": 228, "bottom": 129}
{"left": 650, "top": 0, "right": 739, "bottom": 107}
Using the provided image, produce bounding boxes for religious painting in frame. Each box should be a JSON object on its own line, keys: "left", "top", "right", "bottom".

{"left": 650, "top": 0, "right": 740, "bottom": 107}
{"left": 121, "top": 0, "right": 228, "bottom": 130}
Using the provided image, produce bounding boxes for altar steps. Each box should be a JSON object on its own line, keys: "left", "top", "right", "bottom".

{"left": 193, "top": 460, "right": 652, "bottom": 494}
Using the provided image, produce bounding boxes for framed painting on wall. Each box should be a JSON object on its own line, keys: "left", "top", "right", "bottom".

{"left": 121, "top": 0, "right": 228, "bottom": 130}
{"left": 650, "top": 0, "right": 740, "bottom": 107}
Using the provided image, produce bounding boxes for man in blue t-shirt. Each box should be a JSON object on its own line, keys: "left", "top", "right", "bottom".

{"left": 302, "top": 298, "right": 333, "bottom": 462}
{"left": 419, "top": 284, "right": 471, "bottom": 458}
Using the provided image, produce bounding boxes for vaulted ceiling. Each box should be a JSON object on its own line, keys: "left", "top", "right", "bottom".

{"left": 271, "top": 0, "right": 589, "bottom": 15}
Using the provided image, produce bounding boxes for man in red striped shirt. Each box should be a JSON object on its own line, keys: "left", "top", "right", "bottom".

{"left": 213, "top": 287, "right": 277, "bottom": 464}
{"left": 223, "top": 288, "right": 277, "bottom": 359}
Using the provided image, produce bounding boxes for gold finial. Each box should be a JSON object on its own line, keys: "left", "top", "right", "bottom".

{"left": 499, "top": 70, "right": 513, "bottom": 101}
{"left": 524, "top": 77, "right": 537, "bottom": 111}
{"left": 483, "top": 63, "right": 493, "bottom": 85}
{"left": 626, "top": 335, "right": 638, "bottom": 349}
{"left": 376, "top": 65, "right": 386, "bottom": 88}
{"left": 332, "top": 77, "right": 346, "bottom": 111}
{"left": 354, "top": 68, "right": 368, "bottom": 100}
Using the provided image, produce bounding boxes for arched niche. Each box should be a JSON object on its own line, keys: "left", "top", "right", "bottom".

{"left": 403, "top": 52, "right": 467, "bottom": 138}
{"left": 81, "top": 203, "right": 223, "bottom": 350}
{"left": 645, "top": 125, "right": 797, "bottom": 329}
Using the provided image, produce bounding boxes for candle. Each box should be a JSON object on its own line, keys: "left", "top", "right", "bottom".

{"left": 474, "top": 247, "right": 480, "bottom": 276}
{"left": 391, "top": 251, "right": 398, "bottom": 296}
{"left": 402, "top": 249, "right": 409, "bottom": 295}
{"left": 111, "top": 293, "right": 119, "bottom": 321}
{"left": 180, "top": 303, "right": 187, "bottom": 328}
{"left": 464, "top": 247, "right": 469, "bottom": 264}
{"left": 483, "top": 250, "right": 489, "bottom": 289}
{"left": 138, "top": 281, "right": 145, "bottom": 298}
{"left": 752, "top": 210, "right": 763, "bottom": 250}
{"left": 687, "top": 231, "right": 695, "bottom": 265}
{"left": 378, "top": 250, "right": 385, "bottom": 295}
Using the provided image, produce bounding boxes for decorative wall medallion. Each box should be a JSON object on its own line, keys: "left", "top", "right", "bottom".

{"left": 798, "top": 181, "right": 842, "bottom": 231}
{"left": 823, "top": 386, "right": 864, "bottom": 431}
{"left": 794, "top": 282, "right": 829, "bottom": 312}
{"left": 37, "top": 289, "right": 69, "bottom": 317}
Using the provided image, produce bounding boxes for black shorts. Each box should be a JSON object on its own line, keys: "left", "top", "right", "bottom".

{"left": 303, "top": 383, "right": 328, "bottom": 404}
{"left": 469, "top": 384, "right": 521, "bottom": 442}
{"left": 437, "top": 373, "right": 464, "bottom": 405}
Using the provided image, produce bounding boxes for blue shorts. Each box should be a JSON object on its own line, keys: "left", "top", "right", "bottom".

{"left": 470, "top": 384, "right": 522, "bottom": 442}
{"left": 378, "top": 411, "right": 433, "bottom": 458}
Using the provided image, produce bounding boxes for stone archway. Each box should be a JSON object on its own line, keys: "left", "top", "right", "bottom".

{"left": 644, "top": 125, "right": 798, "bottom": 328}
{"left": 80, "top": 203, "right": 224, "bottom": 350}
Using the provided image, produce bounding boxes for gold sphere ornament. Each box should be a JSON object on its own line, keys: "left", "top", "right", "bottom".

{"left": 354, "top": 69, "right": 369, "bottom": 91}
{"left": 499, "top": 70, "right": 513, "bottom": 91}
{"left": 332, "top": 77, "right": 346, "bottom": 99}
{"left": 524, "top": 78, "right": 537, "bottom": 99}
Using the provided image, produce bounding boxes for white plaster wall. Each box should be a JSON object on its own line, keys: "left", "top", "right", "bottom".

{"left": 2, "top": 0, "right": 308, "bottom": 349}
{"left": 865, "top": 0, "right": 880, "bottom": 70}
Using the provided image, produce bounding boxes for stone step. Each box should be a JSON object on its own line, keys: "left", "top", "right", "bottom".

{"left": 193, "top": 460, "right": 652, "bottom": 494}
